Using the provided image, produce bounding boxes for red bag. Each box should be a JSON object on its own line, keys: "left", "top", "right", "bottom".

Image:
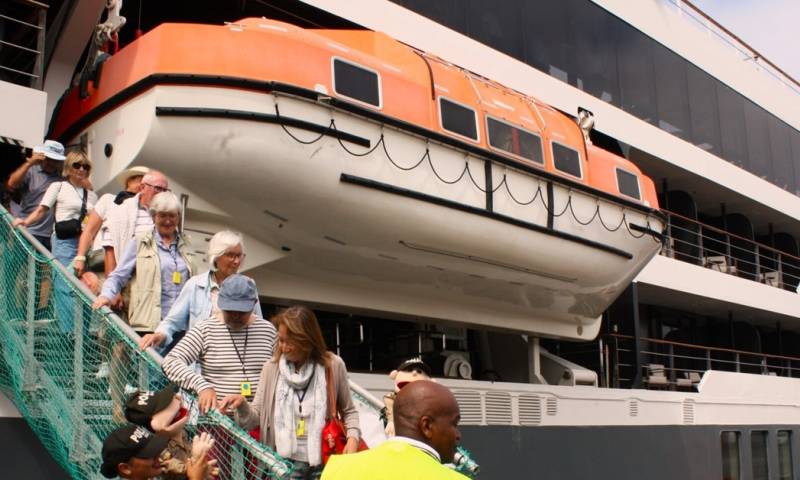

{"left": 321, "top": 365, "right": 368, "bottom": 464}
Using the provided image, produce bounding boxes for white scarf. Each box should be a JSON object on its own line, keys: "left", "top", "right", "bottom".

{"left": 274, "top": 357, "right": 327, "bottom": 466}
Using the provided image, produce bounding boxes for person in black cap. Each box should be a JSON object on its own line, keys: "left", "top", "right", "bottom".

{"left": 101, "top": 424, "right": 215, "bottom": 480}
{"left": 125, "top": 384, "right": 216, "bottom": 479}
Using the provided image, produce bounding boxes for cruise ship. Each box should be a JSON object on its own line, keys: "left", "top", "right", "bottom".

{"left": 2, "top": 1, "right": 800, "bottom": 479}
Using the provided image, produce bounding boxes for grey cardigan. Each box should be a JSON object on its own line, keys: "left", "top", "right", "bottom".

{"left": 235, "top": 353, "right": 361, "bottom": 449}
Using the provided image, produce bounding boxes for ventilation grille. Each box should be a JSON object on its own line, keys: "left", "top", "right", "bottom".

{"left": 683, "top": 400, "right": 695, "bottom": 424}
{"left": 545, "top": 397, "right": 558, "bottom": 416}
{"left": 518, "top": 394, "right": 542, "bottom": 426}
{"left": 484, "top": 391, "right": 512, "bottom": 425}
{"left": 629, "top": 399, "right": 638, "bottom": 417}
{"left": 453, "top": 389, "right": 483, "bottom": 425}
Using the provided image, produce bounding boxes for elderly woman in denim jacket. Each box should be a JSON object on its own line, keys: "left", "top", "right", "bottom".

{"left": 138, "top": 230, "right": 262, "bottom": 353}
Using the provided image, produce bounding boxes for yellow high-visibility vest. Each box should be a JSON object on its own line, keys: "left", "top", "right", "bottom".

{"left": 321, "top": 440, "right": 469, "bottom": 480}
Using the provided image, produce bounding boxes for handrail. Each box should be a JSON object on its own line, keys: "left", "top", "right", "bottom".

{"left": 606, "top": 333, "right": 800, "bottom": 363}
{"left": 679, "top": 0, "right": 800, "bottom": 93}
{"left": 0, "top": 1, "right": 46, "bottom": 89}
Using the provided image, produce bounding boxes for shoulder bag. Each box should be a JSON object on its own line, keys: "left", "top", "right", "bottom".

{"left": 54, "top": 183, "right": 88, "bottom": 239}
{"left": 321, "top": 363, "right": 368, "bottom": 464}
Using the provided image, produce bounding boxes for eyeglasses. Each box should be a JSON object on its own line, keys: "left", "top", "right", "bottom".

{"left": 222, "top": 252, "right": 246, "bottom": 260}
{"left": 72, "top": 163, "right": 91, "bottom": 171}
{"left": 144, "top": 183, "right": 170, "bottom": 193}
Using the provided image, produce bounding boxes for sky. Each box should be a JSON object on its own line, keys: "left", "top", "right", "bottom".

{"left": 692, "top": 0, "right": 800, "bottom": 81}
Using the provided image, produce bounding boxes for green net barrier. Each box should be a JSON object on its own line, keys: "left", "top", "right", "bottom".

{"left": 0, "top": 205, "right": 479, "bottom": 479}
{"left": 0, "top": 207, "right": 294, "bottom": 479}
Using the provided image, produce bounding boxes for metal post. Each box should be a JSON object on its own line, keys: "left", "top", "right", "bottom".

{"left": 33, "top": 7, "right": 45, "bottom": 89}
{"left": 668, "top": 344, "right": 675, "bottom": 382}
{"left": 70, "top": 295, "right": 86, "bottom": 462}
{"left": 755, "top": 244, "right": 761, "bottom": 279}
{"left": 22, "top": 254, "right": 37, "bottom": 391}
{"left": 706, "top": 348, "right": 712, "bottom": 371}
{"left": 631, "top": 283, "right": 644, "bottom": 388}
{"left": 598, "top": 336, "right": 605, "bottom": 388}
{"left": 735, "top": 353, "right": 741, "bottom": 373}
{"left": 697, "top": 225, "right": 705, "bottom": 265}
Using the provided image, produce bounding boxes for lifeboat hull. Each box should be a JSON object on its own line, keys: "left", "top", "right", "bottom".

{"left": 63, "top": 84, "right": 662, "bottom": 340}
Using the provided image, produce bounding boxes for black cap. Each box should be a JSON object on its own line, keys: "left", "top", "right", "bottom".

{"left": 396, "top": 356, "right": 432, "bottom": 376}
{"left": 124, "top": 384, "right": 178, "bottom": 428}
{"left": 100, "top": 424, "right": 169, "bottom": 478}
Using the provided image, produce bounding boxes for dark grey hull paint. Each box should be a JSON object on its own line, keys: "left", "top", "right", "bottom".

{"left": 461, "top": 424, "right": 798, "bottom": 480}
{"left": 0, "top": 418, "right": 70, "bottom": 479}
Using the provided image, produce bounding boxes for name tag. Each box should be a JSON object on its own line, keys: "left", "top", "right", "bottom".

{"left": 240, "top": 382, "right": 252, "bottom": 397}
{"left": 172, "top": 271, "right": 182, "bottom": 284}
{"left": 296, "top": 418, "right": 305, "bottom": 437}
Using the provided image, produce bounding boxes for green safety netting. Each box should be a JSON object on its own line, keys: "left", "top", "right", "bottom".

{"left": 0, "top": 205, "right": 479, "bottom": 479}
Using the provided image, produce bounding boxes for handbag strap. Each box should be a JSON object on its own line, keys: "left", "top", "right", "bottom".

{"left": 78, "top": 187, "right": 88, "bottom": 224}
{"left": 325, "top": 363, "right": 338, "bottom": 420}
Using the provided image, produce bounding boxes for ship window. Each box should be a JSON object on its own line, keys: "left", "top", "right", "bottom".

{"left": 778, "top": 431, "right": 793, "bottom": 480}
{"left": 487, "top": 116, "right": 543, "bottom": 164}
{"left": 721, "top": 431, "right": 741, "bottom": 480}
{"left": 616, "top": 168, "right": 640, "bottom": 200}
{"left": 751, "top": 431, "right": 769, "bottom": 480}
{"left": 552, "top": 142, "right": 582, "bottom": 178}
{"left": 439, "top": 97, "right": 478, "bottom": 141}
{"left": 332, "top": 58, "right": 382, "bottom": 108}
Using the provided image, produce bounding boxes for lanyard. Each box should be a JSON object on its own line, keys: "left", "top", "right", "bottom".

{"left": 294, "top": 368, "right": 315, "bottom": 415}
{"left": 227, "top": 325, "right": 249, "bottom": 381}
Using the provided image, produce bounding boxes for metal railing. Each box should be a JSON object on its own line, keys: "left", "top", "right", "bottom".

{"left": 603, "top": 333, "right": 800, "bottom": 390}
{"left": 660, "top": 209, "right": 800, "bottom": 291}
{"left": 0, "top": 0, "right": 47, "bottom": 89}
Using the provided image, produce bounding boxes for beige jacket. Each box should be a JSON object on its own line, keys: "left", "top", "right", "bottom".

{"left": 235, "top": 353, "right": 361, "bottom": 449}
{"left": 128, "top": 230, "right": 196, "bottom": 331}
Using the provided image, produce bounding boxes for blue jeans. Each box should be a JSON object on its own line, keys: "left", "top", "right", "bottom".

{"left": 288, "top": 460, "right": 322, "bottom": 480}
{"left": 51, "top": 234, "right": 78, "bottom": 333}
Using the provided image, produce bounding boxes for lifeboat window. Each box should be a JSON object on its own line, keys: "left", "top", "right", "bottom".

{"left": 552, "top": 142, "right": 582, "bottom": 178}
{"left": 615, "top": 168, "right": 641, "bottom": 200}
{"left": 720, "top": 431, "right": 741, "bottom": 480}
{"left": 439, "top": 97, "right": 479, "bottom": 141}
{"left": 487, "top": 116, "right": 543, "bottom": 164}
{"left": 332, "top": 58, "right": 382, "bottom": 108}
{"left": 778, "top": 431, "right": 793, "bottom": 480}
{"left": 751, "top": 431, "right": 769, "bottom": 480}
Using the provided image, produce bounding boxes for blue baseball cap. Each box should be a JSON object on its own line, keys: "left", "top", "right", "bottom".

{"left": 218, "top": 274, "right": 258, "bottom": 312}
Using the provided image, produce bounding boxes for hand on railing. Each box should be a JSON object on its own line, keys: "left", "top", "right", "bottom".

{"left": 198, "top": 388, "right": 218, "bottom": 414}
{"left": 92, "top": 295, "right": 112, "bottom": 310}
{"left": 139, "top": 332, "right": 166, "bottom": 350}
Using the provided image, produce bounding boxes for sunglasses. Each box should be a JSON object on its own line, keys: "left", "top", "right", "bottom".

{"left": 144, "top": 183, "right": 170, "bottom": 193}
{"left": 72, "top": 163, "right": 91, "bottom": 171}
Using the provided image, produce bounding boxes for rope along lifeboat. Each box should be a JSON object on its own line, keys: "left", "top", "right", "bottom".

{"left": 50, "top": 18, "right": 664, "bottom": 341}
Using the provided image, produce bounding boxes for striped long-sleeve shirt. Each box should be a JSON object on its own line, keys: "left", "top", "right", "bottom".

{"left": 162, "top": 314, "right": 277, "bottom": 399}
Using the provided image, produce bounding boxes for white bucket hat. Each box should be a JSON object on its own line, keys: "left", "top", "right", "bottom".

{"left": 114, "top": 166, "right": 150, "bottom": 188}
{"left": 33, "top": 140, "right": 66, "bottom": 161}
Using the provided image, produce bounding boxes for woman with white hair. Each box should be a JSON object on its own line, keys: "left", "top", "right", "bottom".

{"left": 92, "top": 192, "right": 197, "bottom": 335}
{"left": 138, "top": 230, "right": 262, "bottom": 353}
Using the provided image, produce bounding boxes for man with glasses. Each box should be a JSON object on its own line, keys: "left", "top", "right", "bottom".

{"left": 5, "top": 140, "right": 67, "bottom": 250}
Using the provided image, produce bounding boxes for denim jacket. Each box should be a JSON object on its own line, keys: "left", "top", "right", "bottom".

{"left": 154, "top": 270, "right": 263, "bottom": 346}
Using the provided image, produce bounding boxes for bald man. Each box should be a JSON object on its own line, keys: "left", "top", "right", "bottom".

{"left": 321, "top": 381, "right": 468, "bottom": 479}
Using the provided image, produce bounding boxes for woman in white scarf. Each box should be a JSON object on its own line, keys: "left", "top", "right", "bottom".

{"left": 221, "top": 306, "right": 361, "bottom": 479}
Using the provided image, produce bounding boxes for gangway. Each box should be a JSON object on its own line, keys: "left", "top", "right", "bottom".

{"left": 0, "top": 205, "right": 477, "bottom": 478}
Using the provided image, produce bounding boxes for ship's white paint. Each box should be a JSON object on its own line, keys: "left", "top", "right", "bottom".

{"left": 297, "top": 0, "right": 800, "bottom": 229}
{"left": 351, "top": 370, "right": 800, "bottom": 427}
{"left": 0, "top": 80, "right": 46, "bottom": 146}
{"left": 635, "top": 255, "right": 800, "bottom": 324}
{"left": 71, "top": 84, "right": 662, "bottom": 340}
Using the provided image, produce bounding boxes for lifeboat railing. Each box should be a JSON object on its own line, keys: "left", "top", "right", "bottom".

{"left": 660, "top": 209, "right": 800, "bottom": 292}
{"left": 0, "top": 0, "right": 47, "bottom": 89}
{"left": 601, "top": 333, "right": 800, "bottom": 390}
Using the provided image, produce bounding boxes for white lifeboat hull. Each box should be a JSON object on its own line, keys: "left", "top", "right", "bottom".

{"left": 74, "top": 85, "right": 663, "bottom": 340}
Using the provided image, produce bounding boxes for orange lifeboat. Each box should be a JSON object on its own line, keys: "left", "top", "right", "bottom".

{"left": 50, "top": 18, "right": 663, "bottom": 341}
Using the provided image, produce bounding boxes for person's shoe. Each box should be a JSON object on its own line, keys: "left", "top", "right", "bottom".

{"left": 95, "top": 362, "right": 110, "bottom": 379}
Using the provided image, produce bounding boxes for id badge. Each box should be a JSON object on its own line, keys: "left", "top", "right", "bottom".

{"left": 172, "top": 271, "right": 182, "bottom": 284}
{"left": 240, "top": 382, "right": 252, "bottom": 397}
{"left": 296, "top": 418, "right": 305, "bottom": 437}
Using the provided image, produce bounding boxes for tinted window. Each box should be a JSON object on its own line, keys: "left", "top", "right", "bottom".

{"left": 687, "top": 64, "right": 721, "bottom": 155}
{"left": 743, "top": 100, "right": 773, "bottom": 179}
{"left": 778, "top": 431, "right": 793, "bottom": 480}
{"left": 792, "top": 132, "right": 800, "bottom": 196}
{"left": 768, "top": 116, "right": 795, "bottom": 193}
{"left": 616, "top": 22, "right": 657, "bottom": 124}
{"left": 721, "top": 431, "right": 741, "bottom": 480}
{"left": 653, "top": 44, "right": 690, "bottom": 140}
{"left": 333, "top": 59, "right": 381, "bottom": 107}
{"left": 521, "top": 2, "right": 572, "bottom": 82}
{"left": 751, "top": 431, "right": 769, "bottom": 480}
{"left": 467, "top": 0, "right": 522, "bottom": 59}
{"left": 553, "top": 143, "right": 582, "bottom": 177}
{"left": 487, "top": 117, "right": 543, "bottom": 164}
{"left": 717, "top": 83, "right": 749, "bottom": 169}
{"left": 570, "top": 0, "right": 619, "bottom": 104}
{"left": 440, "top": 98, "right": 478, "bottom": 140}
{"left": 616, "top": 169, "right": 640, "bottom": 199}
